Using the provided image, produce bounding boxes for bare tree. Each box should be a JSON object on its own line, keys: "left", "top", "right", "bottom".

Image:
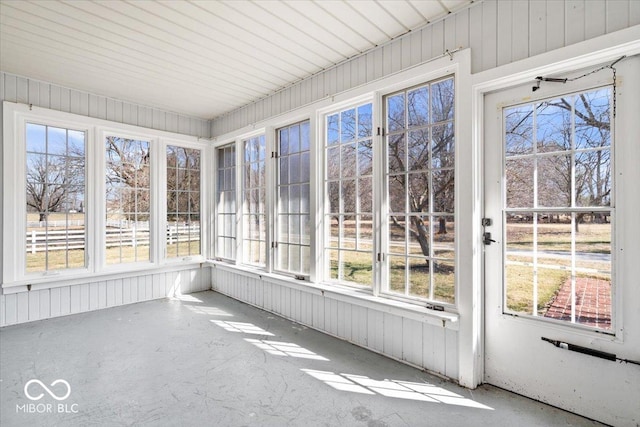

{"left": 26, "top": 155, "right": 84, "bottom": 221}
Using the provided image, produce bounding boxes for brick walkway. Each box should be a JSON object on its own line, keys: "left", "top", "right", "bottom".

{"left": 544, "top": 277, "right": 611, "bottom": 329}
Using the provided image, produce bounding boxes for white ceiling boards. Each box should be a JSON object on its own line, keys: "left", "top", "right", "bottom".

{"left": 0, "top": 0, "right": 472, "bottom": 119}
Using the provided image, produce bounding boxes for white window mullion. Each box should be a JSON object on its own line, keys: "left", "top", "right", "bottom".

{"left": 265, "top": 126, "right": 276, "bottom": 274}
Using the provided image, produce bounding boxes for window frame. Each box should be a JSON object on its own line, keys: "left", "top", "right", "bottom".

{"left": 214, "top": 142, "right": 238, "bottom": 262}
{"left": 273, "top": 119, "right": 312, "bottom": 278}
{"left": 103, "top": 132, "right": 153, "bottom": 267}
{"left": 2, "top": 102, "right": 207, "bottom": 289}
{"left": 377, "top": 76, "right": 457, "bottom": 307}
{"left": 321, "top": 101, "right": 375, "bottom": 288}
{"left": 209, "top": 52, "right": 467, "bottom": 311}
{"left": 162, "top": 140, "right": 205, "bottom": 263}
{"left": 241, "top": 133, "right": 267, "bottom": 268}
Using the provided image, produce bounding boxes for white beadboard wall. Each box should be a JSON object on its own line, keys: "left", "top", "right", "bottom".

{"left": 0, "top": 266, "right": 211, "bottom": 328}
{"left": 211, "top": 266, "right": 459, "bottom": 380}
{"left": 0, "top": 71, "right": 212, "bottom": 328}
{"left": 210, "top": 0, "right": 640, "bottom": 136}
{"left": 0, "top": 72, "right": 211, "bottom": 138}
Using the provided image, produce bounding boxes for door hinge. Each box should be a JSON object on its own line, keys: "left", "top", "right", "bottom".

{"left": 377, "top": 127, "right": 386, "bottom": 137}
{"left": 271, "top": 242, "right": 278, "bottom": 249}
{"left": 271, "top": 151, "right": 278, "bottom": 158}
{"left": 377, "top": 253, "right": 383, "bottom": 262}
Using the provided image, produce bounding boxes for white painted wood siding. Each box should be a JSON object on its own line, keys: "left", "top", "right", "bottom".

{"left": 0, "top": 266, "right": 211, "bottom": 327}
{"left": 0, "top": 72, "right": 211, "bottom": 138}
{"left": 211, "top": 266, "right": 458, "bottom": 379}
{"left": 211, "top": 0, "right": 640, "bottom": 136}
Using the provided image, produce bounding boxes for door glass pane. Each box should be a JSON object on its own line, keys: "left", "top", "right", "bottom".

{"left": 502, "top": 86, "right": 613, "bottom": 331}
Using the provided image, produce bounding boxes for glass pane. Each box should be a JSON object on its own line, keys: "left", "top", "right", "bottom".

{"left": 433, "top": 260, "right": 455, "bottom": 303}
{"left": 342, "top": 180, "right": 356, "bottom": 214}
{"left": 432, "top": 78, "right": 454, "bottom": 123}
{"left": 357, "top": 140, "right": 373, "bottom": 176}
{"left": 388, "top": 134, "right": 405, "bottom": 173}
{"left": 327, "top": 146, "right": 340, "bottom": 180}
{"left": 26, "top": 123, "right": 46, "bottom": 153}
{"left": 279, "top": 127, "right": 289, "bottom": 156}
{"left": 432, "top": 170, "right": 454, "bottom": 213}
{"left": 576, "top": 150, "right": 611, "bottom": 207}
{"left": 358, "top": 178, "right": 372, "bottom": 213}
{"left": 329, "top": 249, "right": 340, "bottom": 280}
{"left": 408, "top": 173, "right": 429, "bottom": 213}
{"left": 280, "top": 156, "right": 289, "bottom": 184}
{"left": 408, "top": 86, "right": 429, "bottom": 127}
{"left": 329, "top": 215, "right": 341, "bottom": 248}
{"left": 389, "top": 256, "right": 406, "bottom": 294}
{"left": 537, "top": 215, "right": 571, "bottom": 271}
{"left": 387, "top": 93, "right": 405, "bottom": 132}
{"left": 343, "top": 217, "right": 356, "bottom": 249}
{"left": 506, "top": 158, "right": 534, "bottom": 208}
{"left": 327, "top": 114, "right": 339, "bottom": 145}
{"left": 327, "top": 181, "right": 339, "bottom": 213}
{"left": 358, "top": 215, "right": 373, "bottom": 248}
{"left": 505, "top": 260, "right": 534, "bottom": 314}
{"left": 408, "top": 216, "right": 429, "bottom": 256}
{"left": 433, "top": 216, "right": 454, "bottom": 257}
{"left": 278, "top": 243, "right": 289, "bottom": 271}
{"left": 289, "top": 124, "right": 300, "bottom": 153}
{"left": 289, "top": 154, "right": 300, "bottom": 183}
{"left": 408, "top": 130, "right": 429, "bottom": 171}
{"left": 504, "top": 105, "right": 533, "bottom": 156}
{"left": 388, "top": 215, "right": 406, "bottom": 255}
{"left": 358, "top": 104, "right": 373, "bottom": 138}
{"left": 408, "top": 257, "right": 430, "bottom": 298}
{"left": 301, "top": 214, "right": 310, "bottom": 245}
{"left": 536, "top": 99, "right": 571, "bottom": 153}
{"left": 286, "top": 215, "right": 298, "bottom": 244}
{"left": 68, "top": 130, "right": 85, "bottom": 157}
{"left": 341, "top": 143, "right": 356, "bottom": 178}
{"left": 538, "top": 154, "right": 571, "bottom": 207}
{"left": 388, "top": 175, "right": 405, "bottom": 213}
{"left": 575, "top": 88, "right": 610, "bottom": 150}
{"left": 48, "top": 127, "right": 67, "bottom": 155}
{"left": 341, "top": 109, "right": 356, "bottom": 142}
{"left": 290, "top": 184, "right": 300, "bottom": 214}
{"left": 300, "top": 184, "right": 310, "bottom": 214}
{"left": 432, "top": 123, "right": 454, "bottom": 168}
{"left": 300, "top": 121, "right": 310, "bottom": 151}
{"left": 289, "top": 244, "right": 301, "bottom": 272}
{"left": 301, "top": 152, "right": 310, "bottom": 182}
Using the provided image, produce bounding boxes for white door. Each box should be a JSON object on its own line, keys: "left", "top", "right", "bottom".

{"left": 483, "top": 56, "right": 640, "bottom": 426}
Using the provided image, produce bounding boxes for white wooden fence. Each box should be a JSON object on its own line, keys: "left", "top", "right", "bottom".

{"left": 26, "top": 225, "right": 200, "bottom": 253}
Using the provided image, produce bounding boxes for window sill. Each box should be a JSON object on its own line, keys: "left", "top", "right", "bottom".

{"left": 1, "top": 259, "right": 207, "bottom": 294}
{"left": 208, "top": 261, "right": 459, "bottom": 330}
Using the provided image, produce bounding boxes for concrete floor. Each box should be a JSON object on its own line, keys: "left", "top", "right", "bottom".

{"left": 0, "top": 291, "right": 603, "bottom": 427}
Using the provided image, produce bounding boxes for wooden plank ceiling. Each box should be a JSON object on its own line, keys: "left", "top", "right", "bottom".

{"left": 0, "top": 0, "right": 473, "bottom": 119}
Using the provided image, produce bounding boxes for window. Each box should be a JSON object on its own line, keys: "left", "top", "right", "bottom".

{"left": 26, "top": 123, "right": 86, "bottom": 272}
{"left": 216, "top": 144, "right": 236, "bottom": 260}
{"left": 166, "top": 145, "right": 201, "bottom": 258}
{"left": 242, "top": 135, "right": 266, "bottom": 266}
{"left": 105, "top": 136, "right": 151, "bottom": 264}
{"left": 324, "top": 103, "right": 373, "bottom": 286}
{"left": 276, "top": 120, "right": 311, "bottom": 275}
{"left": 504, "top": 87, "right": 613, "bottom": 330}
{"left": 3, "top": 104, "right": 207, "bottom": 288}
{"left": 384, "top": 77, "right": 455, "bottom": 303}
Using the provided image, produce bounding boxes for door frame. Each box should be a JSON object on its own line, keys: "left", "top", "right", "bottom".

{"left": 467, "top": 28, "right": 640, "bottom": 389}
